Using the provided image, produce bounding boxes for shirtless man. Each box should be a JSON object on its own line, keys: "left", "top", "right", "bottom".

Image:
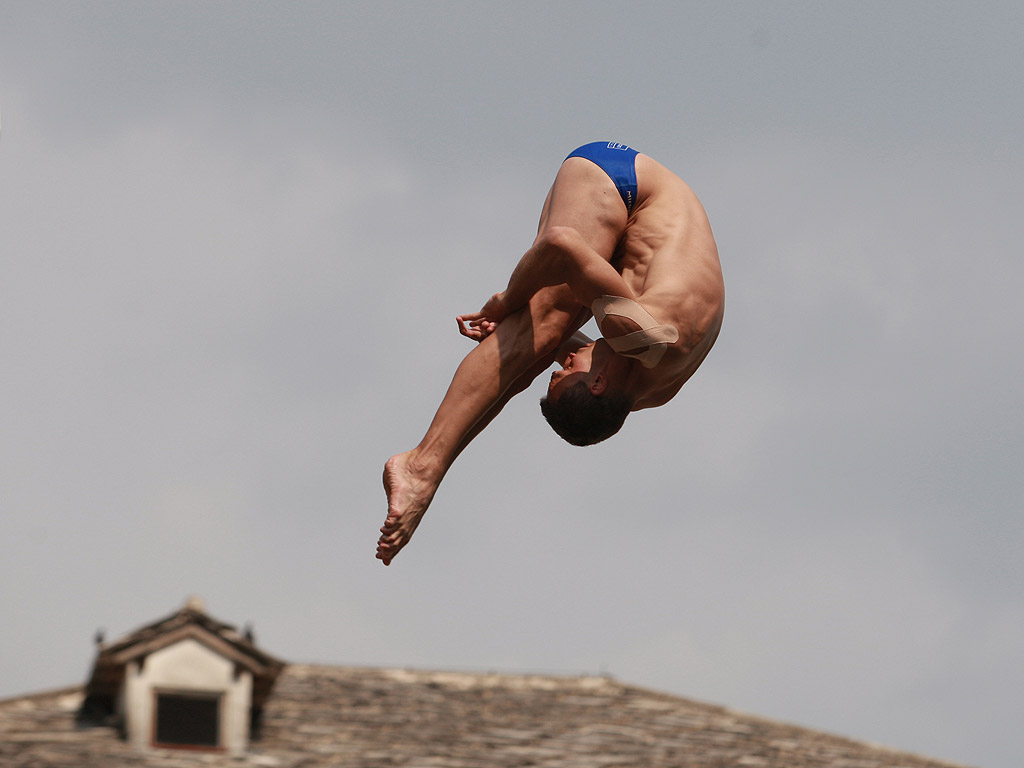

{"left": 376, "top": 142, "right": 724, "bottom": 565}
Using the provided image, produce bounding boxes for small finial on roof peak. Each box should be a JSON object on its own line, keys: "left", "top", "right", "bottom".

{"left": 184, "top": 595, "right": 206, "bottom": 613}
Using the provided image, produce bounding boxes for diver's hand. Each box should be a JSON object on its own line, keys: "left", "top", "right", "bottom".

{"left": 456, "top": 292, "right": 508, "bottom": 342}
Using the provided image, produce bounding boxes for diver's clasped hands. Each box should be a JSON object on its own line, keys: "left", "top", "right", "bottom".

{"left": 456, "top": 291, "right": 509, "bottom": 342}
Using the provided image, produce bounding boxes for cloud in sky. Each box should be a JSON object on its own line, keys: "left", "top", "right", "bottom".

{"left": 2, "top": 4, "right": 1022, "bottom": 767}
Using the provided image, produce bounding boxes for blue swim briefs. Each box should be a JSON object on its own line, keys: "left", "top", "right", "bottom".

{"left": 565, "top": 141, "right": 639, "bottom": 213}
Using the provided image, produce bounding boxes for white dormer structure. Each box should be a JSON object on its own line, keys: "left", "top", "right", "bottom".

{"left": 82, "top": 598, "right": 284, "bottom": 756}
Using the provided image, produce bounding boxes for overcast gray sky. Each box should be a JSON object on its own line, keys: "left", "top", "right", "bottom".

{"left": 1, "top": 3, "right": 1021, "bottom": 767}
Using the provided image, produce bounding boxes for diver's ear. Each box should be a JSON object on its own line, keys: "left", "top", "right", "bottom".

{"left": 589, "top": 372, "right": 608, "bottom": 396}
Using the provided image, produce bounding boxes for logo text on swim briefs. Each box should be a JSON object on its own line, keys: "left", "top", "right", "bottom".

{"left": 606, "top": 142, "right": 629, "bottom": 151}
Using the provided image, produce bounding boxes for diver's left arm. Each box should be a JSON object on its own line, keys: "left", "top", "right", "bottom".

{"left": 460, "top": 226, "right": 635, "bottom": 336}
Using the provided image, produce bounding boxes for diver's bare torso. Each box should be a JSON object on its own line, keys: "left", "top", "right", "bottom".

{"left": 551, "top": 153, "right": 725, "bottom": 410}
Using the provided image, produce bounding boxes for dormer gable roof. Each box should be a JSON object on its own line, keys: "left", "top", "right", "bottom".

{"left": 84, "top": 598, "right": 284, "bottom": 710}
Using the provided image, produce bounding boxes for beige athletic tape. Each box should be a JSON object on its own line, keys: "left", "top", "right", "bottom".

{"left": 591, "top": 295, "right": 679, "bottom": 368}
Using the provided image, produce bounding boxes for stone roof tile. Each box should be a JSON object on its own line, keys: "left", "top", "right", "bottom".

{"left": 0, "top": 665, "right": 974, "bottom": 768}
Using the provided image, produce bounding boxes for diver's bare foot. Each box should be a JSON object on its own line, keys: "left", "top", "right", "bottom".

{"left": 376, "top": 451, "right": 438, "bottom": 566}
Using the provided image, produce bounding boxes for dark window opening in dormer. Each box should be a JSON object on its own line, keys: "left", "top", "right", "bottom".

{"left": 153, "top": 692, "right": 221, "bottom": 749}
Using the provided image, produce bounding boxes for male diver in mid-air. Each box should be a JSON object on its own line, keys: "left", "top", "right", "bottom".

{"left": 376, "top": 142, "right": 725, "bottom": 565}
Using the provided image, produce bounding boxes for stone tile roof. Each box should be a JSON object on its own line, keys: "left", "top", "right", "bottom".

{"left": 0, "top": 664, "right": 973, "bottom": 768}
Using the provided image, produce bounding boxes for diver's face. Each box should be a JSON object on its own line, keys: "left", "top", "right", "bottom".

{"left": 547, "top": 342, "right": 597, "bottom": 399}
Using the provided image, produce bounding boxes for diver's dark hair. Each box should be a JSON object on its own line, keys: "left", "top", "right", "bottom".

{"left": 539, "top": 381, "right": 632, "bottom": 446}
